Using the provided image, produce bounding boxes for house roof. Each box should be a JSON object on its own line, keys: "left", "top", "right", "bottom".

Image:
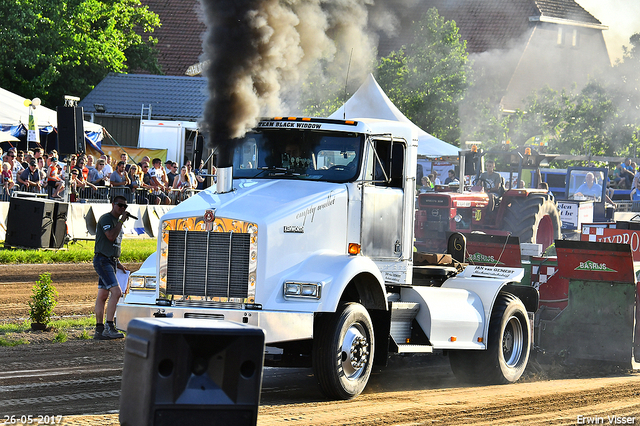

{"left": 78, "top": 73, "right": 208, "bottom": 120}
{"left": 141, "top": 0, "right": 206, "bottom": 76}
{"left": 533, "top": 0, "right": 602, "bottom": 24}
{"left": 378, "top": 0, "right": 603, "bottom": 55}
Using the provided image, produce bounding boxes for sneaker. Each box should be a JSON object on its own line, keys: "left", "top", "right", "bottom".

{"left": 93, "top": 329, "right": 108, "bottom": 340}
{"left": 102, "top": 324, "right": 124, "bottom": 339}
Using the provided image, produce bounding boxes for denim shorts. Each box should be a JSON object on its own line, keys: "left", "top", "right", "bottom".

{"left": 93, "top": 254, "right": 119, "bottom": 290}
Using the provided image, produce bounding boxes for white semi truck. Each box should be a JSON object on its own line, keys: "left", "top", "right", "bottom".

{"left": 116, "top": 117, "right": 537, "bottom": 399}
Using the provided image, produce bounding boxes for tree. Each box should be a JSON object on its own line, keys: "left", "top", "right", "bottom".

{"left": 467, "top": 33, "right": 640, "bottom": 160}
{"left": 0, "top": 0, "right": 161, "bottom": 107}
{"left": 376, "top": 8, "right": 470, "bottom": 145}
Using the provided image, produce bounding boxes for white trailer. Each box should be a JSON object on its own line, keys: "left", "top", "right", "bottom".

{"left": 138, "top": 120, "right": 199, "bottom": 164}
{"left": 117, "top": 117, "right": 537, "bottom": 399}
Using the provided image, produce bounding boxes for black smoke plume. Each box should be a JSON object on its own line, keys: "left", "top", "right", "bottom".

{"left": 199, "top": 0, "right": 385, "bottom": 167}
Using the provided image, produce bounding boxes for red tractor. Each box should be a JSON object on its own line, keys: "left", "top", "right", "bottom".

{"left": 415, "top": 148, "right": 561, "bottom": 254}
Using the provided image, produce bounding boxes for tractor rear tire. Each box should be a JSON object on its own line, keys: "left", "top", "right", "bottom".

{"left": 449, "top": 293, "right": 531, "bottom": 384}
{"left": 503, "top": 193, "right": 560, "bottom": 251}
{"left": 312, "top": 303, "right": 375, "bottom": 400}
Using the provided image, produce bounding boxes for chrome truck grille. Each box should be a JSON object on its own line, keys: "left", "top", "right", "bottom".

{"left": 166, "top": 230, "right": 250, "bottom": 299}
{"left": 159, "top": 214, "right": 258, "bottom": 304}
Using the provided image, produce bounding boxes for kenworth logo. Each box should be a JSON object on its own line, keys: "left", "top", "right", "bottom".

{"left": 574, "top": 260, "right": 616, "bottom": 272}
{"left": 466, "top": 252, "right": 504, "bottom": 264}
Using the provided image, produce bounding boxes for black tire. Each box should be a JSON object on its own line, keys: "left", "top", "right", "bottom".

{"left": 503, "top": 194, "right": 560, "bottom": 251}
{"left": 312, "top": 303, "right": 375, "bottom": 400}
{"left": 449, "top": 293, "right": 531, "bottom": 384}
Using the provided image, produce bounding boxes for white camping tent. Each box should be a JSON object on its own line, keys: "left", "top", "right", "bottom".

{"left": 329, "top": 74, "right": 459, "bottom": 157}
{"left": 0, "top": 87, "right": 103, "bottom": 135}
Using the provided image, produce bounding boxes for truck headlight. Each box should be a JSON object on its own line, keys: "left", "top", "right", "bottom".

{"left": 129, "top": 276, "right": 156, "bottom": 290}
{"left": 284, "top": 282, "right": 322, "bottom": 299}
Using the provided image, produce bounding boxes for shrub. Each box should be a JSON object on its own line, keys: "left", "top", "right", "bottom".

{"left": 28, "top": 273, "right": 58, "bottom": 327}
{"left": 52, "top": 331, "right": 68, "bottom": 343}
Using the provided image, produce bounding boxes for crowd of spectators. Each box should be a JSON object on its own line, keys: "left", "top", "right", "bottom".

{"left": 0, "top": 146, "right": 214, "bottom": 205}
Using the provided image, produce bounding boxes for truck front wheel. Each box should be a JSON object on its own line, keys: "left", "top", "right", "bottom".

{"left": 449, "top": 293, "right": 530, "bottom": 384}
{"left": 312, "top": 303, "right": 375, "bottom": 400}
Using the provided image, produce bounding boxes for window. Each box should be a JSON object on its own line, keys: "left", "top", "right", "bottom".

{"left": 557, "top": 27, "right": 564, "bottom": 46}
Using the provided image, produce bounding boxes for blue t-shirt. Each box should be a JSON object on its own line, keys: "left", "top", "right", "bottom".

{"left": 576, "top": 182, "right": 602, "bottom": 197}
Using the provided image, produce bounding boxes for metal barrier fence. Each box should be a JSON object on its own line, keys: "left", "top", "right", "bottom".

{"left": 76, "top": 186, "right": 199, "bottom": 204}
{"left": 3, "top": 185, "right": 199, "bottom": 205}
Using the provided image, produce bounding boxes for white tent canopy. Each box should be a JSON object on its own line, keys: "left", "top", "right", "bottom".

{"left": 329, "top": 74, "right": 459, "bottom": 158}
{"left": 0, "top": 87, "right": 103, "bottom": 133}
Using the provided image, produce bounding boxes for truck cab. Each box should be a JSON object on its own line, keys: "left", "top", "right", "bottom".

{"left": 117, "top": 117, "right": 536, "bottom": 399}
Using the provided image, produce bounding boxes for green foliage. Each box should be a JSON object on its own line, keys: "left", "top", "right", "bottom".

{"left": 467, "top": 32, "right": 640, "bottom": 158}
{"left": 376, "top": 8, "right": 470, "bottom": 145}
{"left": 0, "top": 0, "right": 161, "bottom": 106}
{"left": 0, "top": 238, "right": 156, "bottom": 264}
{"left": 301, "top": 69, "right": 348, "bottom": 118}
{"left": 0, "top": 320, "right": 30, "bottom": 333}
{"left": 0, "top": 317, "right": 95, "bottom": 346}
{"left": 52, "top": 331, "right": 68, "bottom": 343}
{"left": 0, "top": 336, "right": 29, "bottom": 347}
{"left": 28, "top": 273, "right": 58, "bottom": 326}
{"left": 50, "top": 316, "right": 95, "bottom": 330}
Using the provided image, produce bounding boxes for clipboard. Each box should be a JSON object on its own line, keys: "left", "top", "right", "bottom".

{"left": 117, "top": 269, "right": 130, "bottom": 293}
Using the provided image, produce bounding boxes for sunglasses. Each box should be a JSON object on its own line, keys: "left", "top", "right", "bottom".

{"left": 116, "top": 203, "right": 128, "bottom": 208}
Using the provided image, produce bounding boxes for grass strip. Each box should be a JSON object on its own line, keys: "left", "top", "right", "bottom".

{"left": 0, "top": 238, "right": 156, "bottom": 264}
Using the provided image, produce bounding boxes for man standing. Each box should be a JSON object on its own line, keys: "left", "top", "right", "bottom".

{"left": 110, "top": 161, "right": 130, "bottom": 188}
{"left": 167, "top": 161, "right": 178, "bottom": 187}
{"left": 444, "top": 169, "right": 459, "bottom": 185}
{"left": 120, "top": 152, "right": 131, "bottom": 173}
{"left": 93, "top": 195, "right": 132, "bottom": 339}
{"left": 18, "top": 160, "right": 42, "bottom": 192}
{"left": 101, "top": 154, "right": 113, "bottom": 177}
{"left": 149, "top": 158, "right": 171, "bottom": 205}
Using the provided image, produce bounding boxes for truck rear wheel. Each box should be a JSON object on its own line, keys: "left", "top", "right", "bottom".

{"left": 312, "top": 303, "right": 374, "bottom": 400}
{"left": 449, "top": 293, "right": 530, "bottom": 384}
{"left": 503, "top": 194, "right": 560, "bottom": 251}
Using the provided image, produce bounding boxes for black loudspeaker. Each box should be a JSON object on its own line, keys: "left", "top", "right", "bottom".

{"left": 119, "top": 318, "right": 265, "bottom": 426}
{"left": 5, "top": 198, "right": 56, "bottom": 249}
{"left": 50, "top": 202, "right": 68, "bottom": 249}
{"left": 56, "top": 106, "right": 85, "bottom": 155}
{"left": 193, "top": 134, "right": 205, "bottom": 168}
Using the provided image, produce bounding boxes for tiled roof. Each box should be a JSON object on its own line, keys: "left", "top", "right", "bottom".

{"left": 140, "top": 0, "right": 207, "bottom": 76}
{"left": 378, "top": 0, "right": 602, "bottom": 55}
{"left": 78, "top": 73, "right": 208, "bottom": 120}
{"left": 534, "top": 0, "right": 601, "bottom": 24}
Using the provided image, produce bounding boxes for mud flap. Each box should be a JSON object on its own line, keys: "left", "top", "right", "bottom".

{"left": 539, "top": 279, "right": 636, "bottom": 365}
{"left": 636, "top": 285, "right": 640, "bottom": 364}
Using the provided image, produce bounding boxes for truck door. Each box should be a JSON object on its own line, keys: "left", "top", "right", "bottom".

{"left": 361, "top": 137, "right": 405, "bottom": 259}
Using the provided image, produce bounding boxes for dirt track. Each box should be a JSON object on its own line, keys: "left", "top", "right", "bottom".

{"left": 1, "top": 264, "right": 640, "bottom": 425}
{"left": 0, "top": 263, "right": 140, "bottom": 321}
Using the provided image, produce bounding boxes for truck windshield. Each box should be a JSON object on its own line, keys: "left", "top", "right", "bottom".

{"left": 567, "top": 170, "right": 605, "bottom": 202}
{"left": 232, "top": 129, "right": 363, "bottom": 182}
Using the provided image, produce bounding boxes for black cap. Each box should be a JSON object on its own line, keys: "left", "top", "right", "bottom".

{"left": 30, "top": 160, "right": 37, "bottom": 166}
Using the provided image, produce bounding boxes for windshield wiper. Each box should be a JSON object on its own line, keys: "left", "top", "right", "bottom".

{"left": 257, "top": 166, "right": 288, "bottom": 171}
{"left": 271, "top": 170, "right": 302, "bottom": 176}
{"left": 252, "top": 166, "right": 303, "bottom": 177}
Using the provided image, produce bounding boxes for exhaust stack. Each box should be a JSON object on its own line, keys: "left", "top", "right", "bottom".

{"left": 216, "top": 166, "right": 233, "bottom": 194}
